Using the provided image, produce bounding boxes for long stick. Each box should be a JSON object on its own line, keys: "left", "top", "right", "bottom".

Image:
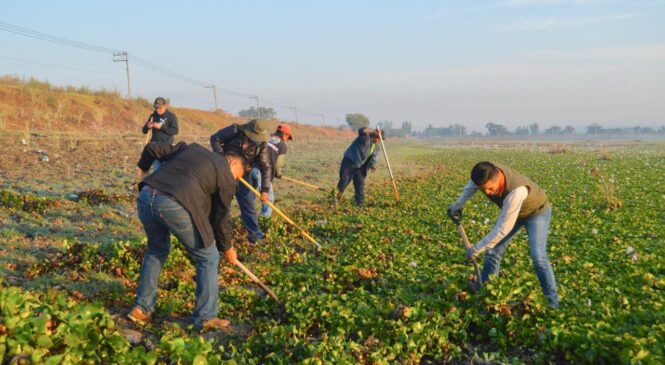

{"left": 457, "top": 224, "right": 483, "bottom": 287}
{"left": 235, "top": 260, "right": 280, "bottom": 302}
{"left": 239, "top": 178, "right": 322, "bottom": 249}
{"left": 281, "top": 176, "right": 324, "bottom": 191}
{"left": 376, "top": 126, "right": 399, "bottom": 201}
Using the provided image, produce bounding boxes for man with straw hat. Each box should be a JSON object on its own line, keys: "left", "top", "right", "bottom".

{"left": 210, "top": 119, "right": 272, "bottom": 244}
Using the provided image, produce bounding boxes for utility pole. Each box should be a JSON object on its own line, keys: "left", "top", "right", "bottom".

{"left": 335, "top": 116, "right": 341, "bottom": 127}
{"left": 112, "top": 51, "right": 131, "bottom": 98}
{"left": 204, "top": 85, "right": 219, "bottom": 111}
{"left": 291, "top": 107, "right": 298, "bottom": 123}
{"left": 321, "top": 113, "right": 325, "bottom": 125}
{"left": 249, "top": 96, "right": 260, "bottom": 118}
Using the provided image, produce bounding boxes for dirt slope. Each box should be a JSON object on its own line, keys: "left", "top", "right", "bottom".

{"left": 0, "top": 76, "right": 354, "bottom": 141}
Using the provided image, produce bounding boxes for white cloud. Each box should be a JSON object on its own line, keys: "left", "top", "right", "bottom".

{"left": 495, "top": 12, "right": 639, "bottom": 31}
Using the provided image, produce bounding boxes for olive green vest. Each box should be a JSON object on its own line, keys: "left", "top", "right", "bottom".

{"left": 487, "top": 163, "right": 548, "bottom": 219}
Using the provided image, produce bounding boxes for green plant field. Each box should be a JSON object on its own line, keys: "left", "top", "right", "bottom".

{"left": 1, "top": 136, "right": 664, "bottom": 364}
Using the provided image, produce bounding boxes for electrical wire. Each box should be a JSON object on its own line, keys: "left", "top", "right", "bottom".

{"left": 0, "top": 54, "right": 115, "bottom": 74}
{"left": 0, "top": 20, "right": 339, "bottom": 121}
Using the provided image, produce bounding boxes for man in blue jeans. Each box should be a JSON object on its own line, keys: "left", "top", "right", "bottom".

{"left": 447, "top": 162, "right": 559, "bottom": 308}
{"left": 128, "top": 142, "right": 249, "bottom": 330}
{"left": 335, "top": 128, "right": 381, "bottom": 207}
{"left": 255, "top": 123, "right": 293, "bottom": 217}
{"left": 210, "top": 119, "right": 272, "bottom": 243}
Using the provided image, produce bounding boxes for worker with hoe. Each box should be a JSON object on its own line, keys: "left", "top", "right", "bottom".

{"left": 141, "top": 97, "right": 179, "bottom": 170}
{"left": 210, "top": 119, "right": 272, "bottom": 244}
{"left": 127, "top": 141, "right": 248, "bottom": 330}
{"left": 335, "top": 128, "right": 382, "bottom": 207}
{"left": 259, "top": 123, "right": 293, "bottom": 218}
{"left": 447, "top": 162, "right": 559, "bottom": 309}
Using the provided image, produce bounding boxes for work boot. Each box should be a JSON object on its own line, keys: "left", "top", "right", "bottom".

{"left": 127, "top": 307, "right": 151, "bottom": 325}
{"left": 201, "top": 318, "right": 231, "bottom": 331}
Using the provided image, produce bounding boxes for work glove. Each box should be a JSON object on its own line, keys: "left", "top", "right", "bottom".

{"left": 447, "top": 204, "right": 463, "bottom": 224}
{"left": 465, "top": 246, "right": 479, "bottom": 262}
{"left": 225, "top": 247, "right": 238, "bottom": 265}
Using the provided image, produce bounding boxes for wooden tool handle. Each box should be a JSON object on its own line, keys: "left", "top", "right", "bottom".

{"left": 236, "top": 261, "right": 280, "bottom": 303}
{"left": 458, "top": 224, "right": 483, "bottom": 286}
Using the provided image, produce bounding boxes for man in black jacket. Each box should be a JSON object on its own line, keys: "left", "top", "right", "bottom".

{"left": 210, "top": 119, "right": 272, "bottom": 243}
{"left": 127, "top": 142, "right": 248, "bottom": 331}
{"left": 336, "top": 128, "right": 381, "bottom": 207}
{"left": 142, "top": 97, "right": 179, "bottom": 144}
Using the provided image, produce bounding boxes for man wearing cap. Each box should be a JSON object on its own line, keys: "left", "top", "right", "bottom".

{"left": 255, "top": 123, "right": 293, "bottom": 217}
{"left": 210, "top": 119, "right": 272, "bottom": 243}
{"left": 142, "top": 97, "right": 179, "bottom": 172}
{"left": 335, "top": 128, "right": 382, "bottom": 207}
{"left": 142, "top": 97, "right": 179, "bottom": 144}
{"left": 128, "top": 142, "right": 248, "bottom": 330}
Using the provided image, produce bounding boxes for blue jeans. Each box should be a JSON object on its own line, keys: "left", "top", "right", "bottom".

{"left": 134, "top": 187, "right": 220, "bottom": 328}
{"left": 249, "top": 168, "right": 274, "bottom": 218}
{"left": 150, "top": 159, "right": 162, "bottom": 173}
{"left": 481, "top": 206, "right": 559, "bottom": 308}
{"left": 337, "top": 158, "right": 368, "bottom": 206}
{"left": 236, "top": 168, "right": 265, "bottom": 242}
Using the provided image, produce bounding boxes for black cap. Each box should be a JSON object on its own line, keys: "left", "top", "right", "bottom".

{"left": 153, "top": 97, "right": 167, "bottom": 108}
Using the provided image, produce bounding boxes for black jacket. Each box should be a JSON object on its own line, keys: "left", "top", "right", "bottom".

{"left": 142, "top": 109, "right": 179, "bottom": 143}
{"left": 137, "top": 142, "right": 236, "bottom": 251}
{"left": 343, "top": 128, "right": 379, "bottom": 169}
{"left": 209, "top": 124, "right": 272, "bottom": 192}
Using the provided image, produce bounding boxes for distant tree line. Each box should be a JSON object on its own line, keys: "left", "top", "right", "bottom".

{"left": 254, "top": 108, "right": 665, "bottom": 138}
{"left": 414, "top": 121, "right": 665, "bottom": 138}
{"left": 238, "top": 106, "right": 276, "bottom": 119}
{"left": 411, "top": 124, "right": 467, "bottom": 138}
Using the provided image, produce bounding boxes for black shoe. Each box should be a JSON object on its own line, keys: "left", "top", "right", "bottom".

{"left": 249, "top": 233, "right": 266, "bottom": 244}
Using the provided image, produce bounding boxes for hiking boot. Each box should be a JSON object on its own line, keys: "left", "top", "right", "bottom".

{"left": 201, "top": 318, "right": 231, "bottom": 331}
{"left": 127, "top": 307, "right": 151, "bottom": 325}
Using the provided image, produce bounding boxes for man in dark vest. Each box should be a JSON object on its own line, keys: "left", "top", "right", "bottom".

{"left": 447, "top": 162, "right": 559, "bottom": 308}
{"left": 210, "top": 119, "right": 272, "bottom": 243}
{"left": 127, "top": 142, "right": 248, "bottom": 330}
{"left": 335, "top": 128, "right": 382, "bottom": 207}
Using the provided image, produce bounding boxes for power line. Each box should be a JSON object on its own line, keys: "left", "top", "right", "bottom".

{"left": 128, "top": 54, "right": 208, "bottom": 87}
{"left": 0, "top": 54, "right": 114, "bottom": 74}
{"left": 0, "top": 20, "right": 119, "bottom": 54}
{"left": 0, "top": 20, "right": 342, "bottom": 124}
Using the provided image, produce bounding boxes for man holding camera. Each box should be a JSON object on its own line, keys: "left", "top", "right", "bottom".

{"left": 142, "top": 97, "right": 179, "bottom": 144}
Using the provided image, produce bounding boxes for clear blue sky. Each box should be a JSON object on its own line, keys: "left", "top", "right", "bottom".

{"left": 2, "top": 0, "right": 664, "bottom": 131}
